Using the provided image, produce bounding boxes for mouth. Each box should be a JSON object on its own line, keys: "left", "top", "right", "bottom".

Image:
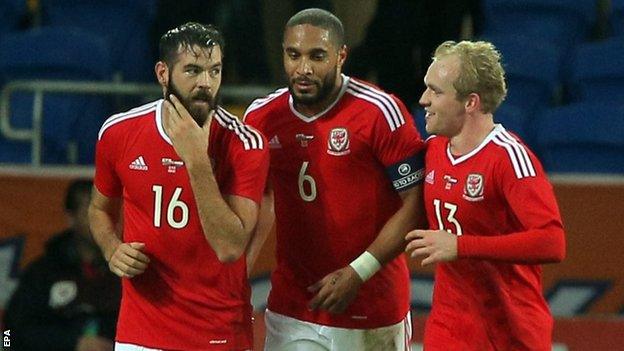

{"left": 424, "top": 109, "right": 435, "bottom": 120}
{"left": 191, "top": 95, "right": 211, "bottom": 106}
{"left": 293, "top": 79, "right": 316, "bottom": 92}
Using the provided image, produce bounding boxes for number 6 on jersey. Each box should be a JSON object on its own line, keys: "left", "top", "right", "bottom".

{"left": 298, "top": 161, "right": 317, "bottom": 202}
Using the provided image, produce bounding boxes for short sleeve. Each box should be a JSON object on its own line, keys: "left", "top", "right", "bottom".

{"left": 222, "top": 132, "right": 270, "bottom": 204}
{"left": 94, "top": 129, "right": 122, "bottom": 198}
{"left": 370, "top": 96, "right": 426, "bottom": 191}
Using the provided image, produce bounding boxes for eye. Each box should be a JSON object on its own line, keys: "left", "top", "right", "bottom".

{"left": 312, "top": 53, "right": 325, "bottom": 61}
{"left": 185, "top": 67, "right": 200, "bottom": 75}
{"left": 287, "top": 51, "right": 300, "bottom": 59}
{"left": 210, "top": 68, "right": 221, "bottom": 77}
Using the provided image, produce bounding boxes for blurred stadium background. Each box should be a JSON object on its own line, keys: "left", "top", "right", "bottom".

{"left": 0, "top": 0, "right": 623, "bottom": 350}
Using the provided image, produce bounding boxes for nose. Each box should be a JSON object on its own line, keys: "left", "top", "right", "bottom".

{"left": 296, "top": 57, "right": 313, "bottom": 76}
{"left": 419, "top": 89, "right": 430, "bottom": 107}
{"left": 196, "top": 71, "right": 213, "bottom": 89}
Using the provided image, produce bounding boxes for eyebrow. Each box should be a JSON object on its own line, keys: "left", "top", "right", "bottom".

{"left": 285, "top": 46, "right": 328, "bottom": 53}
{"left": 427, "top": 83, "right": 443, "bottom": 92}
{"left": 183, "top": 62, "right": 222, "bottom": 69}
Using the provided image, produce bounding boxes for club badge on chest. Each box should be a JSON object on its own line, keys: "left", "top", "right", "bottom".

{"left": 327, "top": 127, "right": 350, "bottom": 156}
{"left": 463, "top": 173, "right": 485, "bottom": 201}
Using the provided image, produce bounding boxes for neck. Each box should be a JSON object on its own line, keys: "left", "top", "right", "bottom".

{"left": 449, "top": 112, "right": 495, "bottom": 155}
{"left": 296, "top": 75, "right": 343, "bottom": 117}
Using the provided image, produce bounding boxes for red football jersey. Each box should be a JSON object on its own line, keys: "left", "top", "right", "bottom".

{"left": 94, "top": 100, "right": 269, "bottom": 350}
{"left": 245, "top": 76, "right": 425, "bottom": 328}
{"left": 423, "top": 125, "right": 564, "bottom": 350}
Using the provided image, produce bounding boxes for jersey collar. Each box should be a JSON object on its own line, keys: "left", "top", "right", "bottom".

{"left": 154, "top": 99, "right": 173, "bottom": 145}
{"left": 288, "top": 74, "right": 350, "bottom": 123}
{"left": 446, "top": 124, "right": 504, "bottom": 165}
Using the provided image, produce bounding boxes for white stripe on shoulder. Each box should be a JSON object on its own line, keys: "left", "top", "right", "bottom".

{"left": 346, "top": 79, "right": 405, "bottom": 131}
{"left": 98, "top": 100, "right": 159, "bottom": 140}
{"left": 216, "top": 107, "right": 264, "bottom": 150}
{"left": 244, "top": 87, "right": 288, "bottom": 120}
{"left": 491, "top": 130, "right": 536, "bottom": 179}
{"left": 425, "top": 135, "right": 437, "bottom": 142}
{"left": 499, "top": 130, "right": 536, "bottom": 176}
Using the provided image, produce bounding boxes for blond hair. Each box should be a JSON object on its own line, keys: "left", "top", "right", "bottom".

{"left": 433, "top": 40, "right": 507, "bottom": 113}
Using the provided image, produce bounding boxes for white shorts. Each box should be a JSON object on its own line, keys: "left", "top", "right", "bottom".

{"left": 264, "top": 310, "right": 412, "bottom": 351}
{"left": 115, "top": 341, "right": 252, "bottom": 351}
{"left": 115, "top": 342, "right": 161, "bottom": 351}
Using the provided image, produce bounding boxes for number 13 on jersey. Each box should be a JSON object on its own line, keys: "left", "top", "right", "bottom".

{"left": 433, "top": 199, "right": 463, "bottom": 236}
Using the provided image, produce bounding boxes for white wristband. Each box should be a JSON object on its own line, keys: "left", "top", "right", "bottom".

{"left": 349, "top": 251, "right": 381, "bottom": 282}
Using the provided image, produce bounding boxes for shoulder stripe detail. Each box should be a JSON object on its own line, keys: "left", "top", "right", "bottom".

{"left": 216, "top": 107, "right": 264, "bottom": 150}
{"left": 349, "top": 79, "right": 405, "bottom": 128}
{"left": 346, "top": 80, "right": 405, "bottom": 131}
{"left": 244, "top": 87, "right": 288, "bottom": 120}
{"left": 98, "top": 100, "right": 158, "bottom": 140}
{"left": 499, "top": 130, "right": 536, "bottom": 176}
{"left": 492, "top": 131, "right": 536, "bottom": 179}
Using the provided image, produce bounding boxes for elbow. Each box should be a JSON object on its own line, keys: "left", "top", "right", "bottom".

{"left": 551, "top": 244, "right": 566, "bottom": 263}
{"left": 544, "top": 247, "right": 565, "bottom": 263}
{"left": 545, "top": 229, "right": 566, "bottom": 263}
{"left": 215, "top": 246, "right": 245, "bottom": 264}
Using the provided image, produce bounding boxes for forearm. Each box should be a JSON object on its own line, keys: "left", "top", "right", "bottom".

{"left": 88, "top": 205, "right": 121, "bottom": 261}
{"left": 246, "top": 190, "right": 274, "bottom": 274}
{"left": 187, "top": 160, "right": 249, "bottom": 262}
{"left": 458, "top": 226, "right": 566, "bottom": 263}
{"left": 367, "top": 188, "right": 422, "bottom": 265}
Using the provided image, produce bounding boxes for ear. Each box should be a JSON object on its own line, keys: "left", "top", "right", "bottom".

{"left": 337, "top": 45, "right": 348, "bottom": 70}
{"left": 155, "top": 61, "right": 169, "bottom": 88}
{"left": 465, "top": 93, "right": 481, "bottom": 113}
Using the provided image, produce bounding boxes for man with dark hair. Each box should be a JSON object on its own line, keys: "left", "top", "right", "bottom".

{"left": 245, "top": 8, "right": 425, "bottom": 350}
{"left": 4, "top": 179, "right": 120, "bottom": 351}
{"left": 89, "top": 22, "right": 269, "bottom": 350}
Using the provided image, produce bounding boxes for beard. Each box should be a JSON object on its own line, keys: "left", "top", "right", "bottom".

{"left": 288, "top": 67, "right": 338, "bottom": 106}
{"left": 166, "top": 78, "right": 218, "bottom": 127}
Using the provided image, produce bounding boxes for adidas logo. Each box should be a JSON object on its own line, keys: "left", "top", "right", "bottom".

{"left": 268, "top": 135, "right": 282, "bottom": 149}
{"left": 129, "top": 156, "right": 148, "bottom": 171}
{"left": 425, "top": 170, "right": 435, "bottom": 184}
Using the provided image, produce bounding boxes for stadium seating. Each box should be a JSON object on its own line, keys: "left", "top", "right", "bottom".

{"left": 534, "top": 103, "right": 624, "bottom": 174}
{"left": 483, "top": 35, "right": 562, "bottom": 115}
{"left": 567, "top": 37, "right": 624, "bottom": 104}
{"left": 612, "top": 0, "right": 624, "bottom": 36}
{"left": 411, "top": 108, "right": 429, "bottom": 140}
{"left": 0, "top": 0, "right": 26, "bottom": 36}
{"left": 0, "top": 27, "right": 112, "bottom": 164}
{"left": 482, "top": 0, "right": 596, "bottom": 49}
{"left": 493, "top": 103, "right": 533, "bottom": 147}
{"left": 41, "top": 0, "right": 157, "bottom": 82}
